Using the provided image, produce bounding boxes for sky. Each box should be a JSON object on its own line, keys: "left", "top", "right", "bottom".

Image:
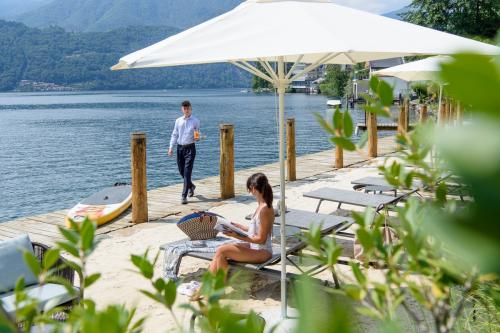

{"left": 332, "top": 0, "right": 412, "bottom": 14}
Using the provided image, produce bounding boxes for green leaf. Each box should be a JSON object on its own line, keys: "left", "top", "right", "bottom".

{"left": 23, "top": 251, "right": 41, "bottom": 276}
{"left": 343, "top": 284, "right": 365, "bottom": 301}
{"left": 440, "top": 54, "right": 500, "bottom": 117}
{"left": 84, "top": 273, "right": 101, "bottom": 288}
{"left": 14, "top": 276, "right": 25, "bottom": 292}
{"left": 330, "top": 137, "right": 356, "bottom": 151}
{"left": 378, "top": 80, "right": 394, "bottom": 107}
{"left": 333, "top": 108, "right": 343, "bottom": 130}
{"left": 139, "top": 290, "right": 162, "bottom": 304}
{"left": 350, "top": 263, "right": 367, "bottom": 286}
{"left": 58, "top": 227, "right": 79, "bottom": 244}
{"left": 364, "top": 105, "right": 389, "bottom": 117}
{"left": 56, "top": 241, "right": 79, "bottom": 257}
{"left": 67, "top": 218, "right": 80, "bottom": 232}
{"left": 356, "top": 229, "right": 374, "bottom": 252}
{"left": 436, "top": 182, "right": 447, "bottom": 204}
{"left": 42, "top": 248, "right": 60, "bottom": 269}
{"left": 153, "top": 278, "right": 165, "bottom": 292}
{"left": 357, "top": 131, "right": 368, "bottom": 149}
{"left": 164, "top": 280, "right": 177, "bottom": 309}
{"left": 355, "top": 306, "right": 382, "bottom": 319}
{"left": 313, "top": 112, "right": 336, "bottom": 135}
{"left": 81, "top": 219, "right": 96, "bottom": 251}
{"left": 369, "top": 76, "right": 379, "bottom": 93}
{"left": 131, "top": 254, "right": 154, "bottom": 279}
{"left": 343, "top": 111, "right": 354, "bottom": 137}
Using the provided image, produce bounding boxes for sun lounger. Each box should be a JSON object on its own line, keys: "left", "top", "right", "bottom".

{"left": 275, "top": 209, "right": 353, "bottom": 233}
{"left": 352, "top": 176, "right": 395, "bottom": 188}
{"left": 303, "top": 187, "right": 407, "bottom": 213}
{"left": 351, "top": 176, "right": 425, "bottom": 195}
{"left": 160, "top": 212, "right": 352, "bottom": 287}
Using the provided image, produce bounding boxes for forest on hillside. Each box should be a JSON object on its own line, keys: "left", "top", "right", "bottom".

{"left": 0, "top": 21, "right": 251, "bottom": 91}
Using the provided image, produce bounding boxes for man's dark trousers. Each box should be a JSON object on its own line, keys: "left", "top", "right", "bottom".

{"left": 177, "top": 143, "right": 196, "bottom": 198}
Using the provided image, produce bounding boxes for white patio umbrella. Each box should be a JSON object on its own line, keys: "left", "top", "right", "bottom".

{"left": 373, "top": 56, "right": 453, "bottom": 120}
{"left": 112, "top": 0, "right": 499, "bottom": 318}
{"left": 373, "top": 55, "right": 451, "bottom": 82}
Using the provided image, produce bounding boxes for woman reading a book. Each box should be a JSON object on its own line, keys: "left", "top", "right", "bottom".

{"left": 209, "top": 173, "right": 274, "bottom": 273}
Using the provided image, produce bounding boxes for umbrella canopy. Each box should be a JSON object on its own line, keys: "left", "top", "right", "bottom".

{"left": 112, "top": 0, "right": 498, "bottom": 70}
{"left": 373, "top": 55, "right": 454, "bottom": 123}
{"left": 373, "top": 55, "right": 452, "bottom": 82}
{"left": 112, "top": 0, "right": 499, "bottom": 319}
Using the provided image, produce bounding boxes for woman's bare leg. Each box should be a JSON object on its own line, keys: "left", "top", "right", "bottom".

{"left": 210, "top": 243, "right": 272, "bottom": 273}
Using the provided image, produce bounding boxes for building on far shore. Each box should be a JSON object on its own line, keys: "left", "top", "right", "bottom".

{"left": 353, "top": 58, "right": 408, "bottom": 101}
{"left": 290, "top": 63, "right": 325, "bottom": 94}
{"left": 16, "top": 80, "right": 75, "bottom": 92}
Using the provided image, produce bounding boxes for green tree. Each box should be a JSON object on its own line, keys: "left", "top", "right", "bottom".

{"left": 251, "top": 63, "right": 273, "bottom": 92}
{"left": 0, "top": 20, "right": 251, "bottom": 91}
{"left": 319, "top": 65, "right": 350, "bottom": 97}
{"left": 403, "top": 0, "right": 500, "bottom": 39}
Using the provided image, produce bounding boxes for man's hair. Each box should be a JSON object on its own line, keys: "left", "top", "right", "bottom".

{"left": 181, "top": 100, "right": 191, "bottom": 108}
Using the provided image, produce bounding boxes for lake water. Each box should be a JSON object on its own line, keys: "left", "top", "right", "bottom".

{"left": 0, "top": 89, "right": 401, "bottom": 222}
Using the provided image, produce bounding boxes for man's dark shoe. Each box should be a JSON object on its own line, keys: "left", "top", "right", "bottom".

{"left": 188, "top": 184, "right": 196, "bottom": 197}
{"left": 181, "top": 197, "right": 188, "bottom": 205}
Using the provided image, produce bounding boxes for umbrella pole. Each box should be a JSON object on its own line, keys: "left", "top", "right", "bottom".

{"left": 277, "top": 56, "right": 287, "bottom": 319}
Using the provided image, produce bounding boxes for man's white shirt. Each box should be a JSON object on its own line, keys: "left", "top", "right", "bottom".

{"left": 169, "top": 115, "right": 200, "bottom": 149}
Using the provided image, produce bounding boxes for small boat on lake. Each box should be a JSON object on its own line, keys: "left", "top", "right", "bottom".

{"left": 326, "top": 99, "right": 341, "bottom": 107}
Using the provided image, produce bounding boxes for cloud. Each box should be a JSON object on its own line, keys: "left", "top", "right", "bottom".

{"left": 332, "top": 0, "right": 412, "bottom": 14}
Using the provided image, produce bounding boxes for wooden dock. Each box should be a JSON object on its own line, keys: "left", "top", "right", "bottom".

{"left": 0, "top": 136, "right": 397, "bottom": 246}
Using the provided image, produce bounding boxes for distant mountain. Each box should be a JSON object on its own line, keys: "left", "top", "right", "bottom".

{"left": 383, "top": 6, "right": 410, "bottom": 20}
{"left": 0, "top": 20, "right": 250, "bottom": 91}
{"left": 0, "top": 0, "right": 51, "bottom": 19}
{"left": 15, "top": 0, "right": 244, "bottom": 32}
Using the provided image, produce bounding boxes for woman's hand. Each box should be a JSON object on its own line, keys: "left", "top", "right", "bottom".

{"left": 223, "top": 231, "right": 239, "bottom": 238}
{"left": 231, "top": 222, "right": 247, "bottom": 231}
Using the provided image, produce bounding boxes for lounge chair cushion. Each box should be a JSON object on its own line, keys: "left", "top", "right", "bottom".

{"left": 0, "top": 283, "right": 78, "bottom": 317}
{"left": 0, "top": 235, "right": 38, "bottom": 293}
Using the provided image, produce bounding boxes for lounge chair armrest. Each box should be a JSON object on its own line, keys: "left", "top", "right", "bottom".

{"left": 32, "top": 242, "right": 76, "bottom": 286}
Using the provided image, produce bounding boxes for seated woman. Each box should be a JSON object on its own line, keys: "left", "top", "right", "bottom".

{"left": 209, "top": 173, "right": 274, "bottom": 273}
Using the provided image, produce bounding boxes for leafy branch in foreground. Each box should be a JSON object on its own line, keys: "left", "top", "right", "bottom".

{"left": 312, "top": 52, "right": 500, "bottom": 332}
{"left": 130, "top": 250, "right": 266, "bottom": 333}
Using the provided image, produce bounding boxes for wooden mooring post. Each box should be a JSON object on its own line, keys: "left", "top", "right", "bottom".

{"left": 398, "top": 101, "right": 408, "bottom": 135}
{"left": 335, "top": 138, "right": 343, "bottom": 169}
{"left": 446, "top": 98, "right": 455, "bottom": 124}
{"left": 405, "top": 98, "right": 410, "bottom": 131}
{"left": 220, "top": 124, "right": 234, "bottom": 199}
{"left": 131, "top": 132, "right": 148, "bottom": 223}
{"left": 456, "top": 101, "right": 463, "bottom": 124}
{"left": 420, "top": 104, "right": 428, "bottom": 122}
{"left": 286, "top": 118, "right": 296, "bottom": 181}
{"left": 449, "top": 99, "right": 456, "bottom": 125}
{"left": 367, "top": 112, "right": 378, "bottom": 158}
{"left": 439, "top": 100, "right": 447, "bottom": 125}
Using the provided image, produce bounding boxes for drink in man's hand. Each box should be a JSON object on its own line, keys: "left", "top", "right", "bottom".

{"left": 194, "top": 130, "right": 200, "bottom": 140}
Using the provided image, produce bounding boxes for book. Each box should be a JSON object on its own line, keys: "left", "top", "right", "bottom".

{"left": 214, "top": 217, "right": 248, "bottom": 238}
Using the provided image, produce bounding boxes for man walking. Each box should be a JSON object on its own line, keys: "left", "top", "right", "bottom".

{"left": 168, "top": 100, "right": 200, "bottom": 204}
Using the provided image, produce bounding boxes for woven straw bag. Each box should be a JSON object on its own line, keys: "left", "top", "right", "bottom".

{"left": 176, "top": 211, "right": 220, "bottom": 240}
